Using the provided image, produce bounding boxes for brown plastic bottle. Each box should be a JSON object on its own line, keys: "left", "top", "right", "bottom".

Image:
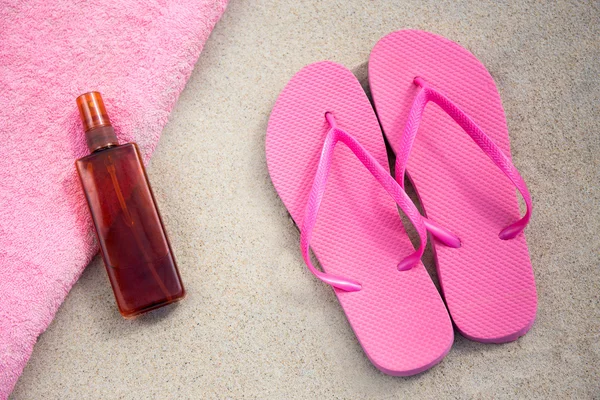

{"left": 75, "top": 92, "right": 185, "bottom": 318}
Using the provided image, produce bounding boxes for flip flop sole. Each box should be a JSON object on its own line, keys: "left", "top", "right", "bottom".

{"left": 370, "top": 30, "right": 537, "bottom": 343}
{"left": 266, "top": 61, "right": 453, "bottom": 375}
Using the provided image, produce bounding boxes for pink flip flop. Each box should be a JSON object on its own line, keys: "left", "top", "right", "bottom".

{"left": 266, "top": 61, "right": 453, "bottom": 375}
{"left": 369, "top": 30, "right": 537, "bottom": 343}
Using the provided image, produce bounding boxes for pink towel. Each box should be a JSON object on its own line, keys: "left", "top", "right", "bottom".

{"left": 0, "top": 0, "right": 227, "bottom": 396}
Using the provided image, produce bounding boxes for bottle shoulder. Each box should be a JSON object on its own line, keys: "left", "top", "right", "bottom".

{"left": 76, "top": 143, "right": 139, "bottom": 164}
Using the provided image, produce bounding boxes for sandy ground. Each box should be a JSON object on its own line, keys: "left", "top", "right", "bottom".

{"left": 12, "top": 0, "right": 599, "bottom": 398}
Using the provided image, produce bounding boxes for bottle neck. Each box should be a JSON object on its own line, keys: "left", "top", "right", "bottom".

{"left": 86, "top": 125, "right": 119, "bottom": 153}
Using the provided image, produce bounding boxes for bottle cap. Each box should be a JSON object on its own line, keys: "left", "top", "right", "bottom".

{"left": 76, "top": 92, "right": 112, "bottom": 132}
{"left": 76, "top": 92, "right": 118, "bottom": 152}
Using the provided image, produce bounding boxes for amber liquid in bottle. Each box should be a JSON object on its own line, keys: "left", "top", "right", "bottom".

{"left": 75, "top": 92, "right": 185, "bottom": 318}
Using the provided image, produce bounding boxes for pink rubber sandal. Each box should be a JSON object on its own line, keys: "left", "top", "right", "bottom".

{"left": 369, "top": 30, "right": 537, "bottom": 343}
{"left": 266, "top": 61, "right": 453, "bottom": 375}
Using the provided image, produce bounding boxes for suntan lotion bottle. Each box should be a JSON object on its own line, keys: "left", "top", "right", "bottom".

{"left": 75, "top": 92, "right": 185, "bottom": 318}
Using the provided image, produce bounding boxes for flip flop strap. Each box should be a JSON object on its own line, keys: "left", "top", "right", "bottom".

{"left": 299, "top": 112, "right": 428, "bottom": 292}
{"left": 395, "top": 77, "right": 532, "bottom": 240}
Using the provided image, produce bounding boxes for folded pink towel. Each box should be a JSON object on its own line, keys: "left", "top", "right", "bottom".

{"left": 0, "top": 0, "right": 227, "bottom": 396}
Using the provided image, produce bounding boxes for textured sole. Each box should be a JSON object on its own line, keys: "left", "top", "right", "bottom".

{"left": 369, "top": 30, "right": 537, "bottom": 343}
{"left": 266, "top": 61, "right": 453, "bottom": 375}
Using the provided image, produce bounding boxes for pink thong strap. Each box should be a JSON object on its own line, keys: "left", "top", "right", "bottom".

{"left": 395, "top": 77, "right": 533, "bottom": 241}
{"left": 299, "top": 113, "right": 428, "bottom": 292}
